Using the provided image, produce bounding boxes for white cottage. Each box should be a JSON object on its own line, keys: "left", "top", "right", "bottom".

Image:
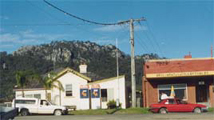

{"left": 15, "top": 65, "right": 126, "bottom": 110}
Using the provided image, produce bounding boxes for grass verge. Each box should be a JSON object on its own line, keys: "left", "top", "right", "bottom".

{"left": 69, "top": 108, "right": 150, "bottom": 115}
{"left": 208, "top": 107, "right": 214, "bottom": 112}
{"left": 114, "top": 108, "right": 151, "bottom": 114}
{"left": 69, "top": 109, "right": 117, "bottom": 115}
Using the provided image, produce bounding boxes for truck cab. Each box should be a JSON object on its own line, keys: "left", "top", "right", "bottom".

{"left": 12, "top": 98, "right": 67, "bottom": 116}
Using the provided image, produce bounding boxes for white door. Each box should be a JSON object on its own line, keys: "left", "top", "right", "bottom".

{"left": 37, "top": 100, "right": 54, "bottom": 114}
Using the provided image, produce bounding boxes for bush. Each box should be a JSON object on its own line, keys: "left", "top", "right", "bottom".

{"left": 208, "top": 107, "right": 214, "bottom": 112}
{"left": 107, "top": 100, "right": 121, "bottom": 109}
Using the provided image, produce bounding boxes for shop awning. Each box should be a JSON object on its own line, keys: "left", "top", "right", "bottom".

{"left": 145, "top": 58, "right": 214, "bottom": 78}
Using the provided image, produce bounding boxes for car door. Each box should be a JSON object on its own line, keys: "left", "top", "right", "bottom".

{"left": 37, "top": 100, "right": 54, "bottom": 114}
{"left": 174, "top": 100, "right": 192, "bottom": 112}
{"left": 165, "top": 99, "right": 177, "bottom": 112}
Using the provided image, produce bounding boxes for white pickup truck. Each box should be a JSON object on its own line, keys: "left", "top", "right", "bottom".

{"left": 12, "top": 98, "right": 68, "bottom": 116}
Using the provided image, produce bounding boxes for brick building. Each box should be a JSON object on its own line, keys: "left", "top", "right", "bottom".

{"left": 143, "top": 56, "right": 214, "bottom": 107}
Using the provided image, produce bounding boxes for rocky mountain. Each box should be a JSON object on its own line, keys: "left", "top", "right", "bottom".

{"left": 13, "top": 41, "right": 125, "bottom": 63}
{"left": 0, "top": 40, "right": 161, "bottom": 101}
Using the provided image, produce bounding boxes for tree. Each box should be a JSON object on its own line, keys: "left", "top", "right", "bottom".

{"left": 15, "top": 71, "right": 31, "bottom": 97}
{"left": 35, "top": 72, "right": 64, "bottom": 104}
{"left": 46, "top": 72, "right": 64, "bottom": 105}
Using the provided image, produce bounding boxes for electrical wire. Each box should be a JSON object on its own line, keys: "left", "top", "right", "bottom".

{"left": 138, "top": 23, "right": 159, "bottom": 55}
{"left": 2, "top": 23, "right": 88, "bottom": 26}
{"left": 144, "top": 21, "right": 165, "bottom": 58}
{"left": 43, "top": 0, "right": 128, "bottom": 26}
{"left": 135, "top": 33, "right": 150, "bottom": 54}
{"left": 135, "top": 38, "right": 148, "bottom": 54}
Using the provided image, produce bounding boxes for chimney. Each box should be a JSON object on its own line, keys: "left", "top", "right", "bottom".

{"left": 79, "top": 63, "right": 87, "bottom": 73}
{"left": 184, "top": 52, "right": 192, "bottom": 59}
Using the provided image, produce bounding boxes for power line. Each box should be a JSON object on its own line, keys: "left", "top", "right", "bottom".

{"left": 1, "top": 23, "right": 88, "bottom": 26}
{"left": 135, "top": 28, "right": 153, "bottom": 53}
{"left": 138, "top": 23, "right": 159, "bottom": 54}
{"left": 43, "top": 0, "right": 129, "bottom": 26}
{"left": 144, "top": 21, "right": 165, "bottom": 58}
{"left": 26, "top": 0, "right": 69, "bottom": 24}
{"left": 135, "top": 33, "right": 150, "bottom": 54}
{"left": 135, "top": 38, "right": 148, "bottom": 54}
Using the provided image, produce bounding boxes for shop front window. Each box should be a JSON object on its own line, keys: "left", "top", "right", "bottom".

{"left": 158, "top": 84, "right": 187, "bottom": 101}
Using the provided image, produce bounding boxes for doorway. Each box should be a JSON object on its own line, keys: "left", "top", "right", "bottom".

{"left": 196, "top": 85, "right": 208, "bottom": 102}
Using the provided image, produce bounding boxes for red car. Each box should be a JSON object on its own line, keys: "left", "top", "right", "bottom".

{"left": 149, "top": 98, "right": 208, "bottom": 113}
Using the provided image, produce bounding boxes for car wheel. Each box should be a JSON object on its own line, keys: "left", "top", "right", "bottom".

{"left": 54, "top": 110, "right": 62, "bottom": 116}
{"left": 194, "top": 107, "right": 201, "bottom": 113}
{"left": 159, "top": 108, "right": 167, "bottom": 114}
{"left": 20, "top": 109, "right": 29, "bottom": 116}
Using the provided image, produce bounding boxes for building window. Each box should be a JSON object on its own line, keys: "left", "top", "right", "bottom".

{"left": 25, "top": 94, "right": 33, "bottom": 98}
{"left": 65, "top": 84, "right": 73, "bottom": 96}
{"left": 158, "top": 84, "right": 187, "bottom": 100}
{"left": 34, "top": 94, "right": 41, "bottom": 99}
{"left": 101, "top": 89, "right": 107, "bottom": 102}
{"left": 16, "top": 94, "right": 22, "bottom": 98}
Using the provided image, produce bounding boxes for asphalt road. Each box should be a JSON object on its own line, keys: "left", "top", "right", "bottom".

{"left": 15, "top": 113, "right": 214, "bottom": 120}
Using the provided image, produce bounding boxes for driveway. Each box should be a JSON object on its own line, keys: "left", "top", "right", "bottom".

{"left": 15, "top": 113, "right": 214, "bottom": 120}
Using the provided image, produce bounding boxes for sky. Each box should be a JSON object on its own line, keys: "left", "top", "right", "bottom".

{"left": 0, "top": 0, "right": 213, "bottom": 59}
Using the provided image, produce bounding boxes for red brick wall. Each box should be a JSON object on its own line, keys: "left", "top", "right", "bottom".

{"left": 147, "top": 81, "right": 158, "bottom": 106}
{"left": 143, "top": 77, "right": 213, "bottom": 107}
{"left": 209, "top": 81, "right": 214, "bottom": 107}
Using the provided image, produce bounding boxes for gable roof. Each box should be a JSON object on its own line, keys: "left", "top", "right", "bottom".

{"left": 82, "top": 72, "right": 104, "bottom": 81}
{"left": 145, "top": 58, "right": 214, "bottom": 78}
{"left": 54, "top": 67, "right": 91, "bottom": 81}
{"left": 88, "top": 75, "right": 125, "bottom": 85}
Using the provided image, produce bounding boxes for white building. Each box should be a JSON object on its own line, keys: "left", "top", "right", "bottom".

{"left": 15, "top": 65, "right": 126, "bottom": 110}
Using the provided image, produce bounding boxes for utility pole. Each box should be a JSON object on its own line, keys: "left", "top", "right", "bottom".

{"left": 129, "top": 18, "right": 145, "bottom": 107}
{"left": 116, "top": 39, "right": 120, "bottom": 108}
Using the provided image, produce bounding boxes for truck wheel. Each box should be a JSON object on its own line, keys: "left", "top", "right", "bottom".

{"left": 194, "top": 107, "right": 201, "bottom": 113}
{"left": 20, "top": 109, "right": 29, "bottom": 116}
{"left": 159, "top": 108, "right": 167, "bottom": 114}
{"left": 54, "top": 110, "right": 62, "bottom": 116}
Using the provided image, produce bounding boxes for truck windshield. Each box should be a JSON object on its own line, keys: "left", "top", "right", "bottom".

{"left": 48, "top": 101, "right": 56, "bottom": 105}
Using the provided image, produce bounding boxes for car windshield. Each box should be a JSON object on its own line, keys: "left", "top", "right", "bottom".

{"left": 176, "top": 99, "right": 181, "bottom": 104}
{"left": 158, "top": 100, "right": 163, "bottom": 103}
{"left": 176, "top": 99, "right": 187, "bottom": 104}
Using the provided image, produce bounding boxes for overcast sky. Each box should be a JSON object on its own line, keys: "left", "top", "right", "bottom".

{"left": 0, "top": 0, "right": 213, "bottom": 58}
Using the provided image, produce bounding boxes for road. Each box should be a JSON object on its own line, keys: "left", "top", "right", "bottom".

{"left": 15, "top": 113, "right": 214, "bottom": 120}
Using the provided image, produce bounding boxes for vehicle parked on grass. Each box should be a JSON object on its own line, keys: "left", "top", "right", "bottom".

{"left": 12, "top": 98, "right": 68, "bottom": 116}
{"left": 149, "top": 98, "right": 208, "bottom": 114}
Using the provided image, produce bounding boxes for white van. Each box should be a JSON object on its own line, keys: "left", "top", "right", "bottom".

{"left": 12, "top": 98, "right": 68, "bottom": 116}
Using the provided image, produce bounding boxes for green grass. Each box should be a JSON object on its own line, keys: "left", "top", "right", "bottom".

{"left": 208, "top": 107, "right": 214, "bottom": 112}
{"left": 69, "top": 108, "right": 151, "bottom": 115}
{"left": 69, "top": 109, "right": 117, "bottom": 115}
{"left": 114, "top": 108, "right": 151, "bottom": 114}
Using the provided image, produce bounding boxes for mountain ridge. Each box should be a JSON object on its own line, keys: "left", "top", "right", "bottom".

{"left": 0, "top": 40, "right": 161, "bottom": 101}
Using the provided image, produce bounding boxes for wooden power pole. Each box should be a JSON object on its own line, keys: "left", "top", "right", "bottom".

{"left": 129, "top": 18, "right": 145, "bottom": 107}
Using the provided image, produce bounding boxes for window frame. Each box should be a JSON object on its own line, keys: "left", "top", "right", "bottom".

{"left": 65, "top": 84, "right": 73, "bottom": 97}
{"left": 157, "top": 83, "right": 188, "bottom": 101}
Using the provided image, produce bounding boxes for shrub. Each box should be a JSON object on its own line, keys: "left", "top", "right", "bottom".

{"left": 107, "top": 100, "right": 121, "bottom": 109}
